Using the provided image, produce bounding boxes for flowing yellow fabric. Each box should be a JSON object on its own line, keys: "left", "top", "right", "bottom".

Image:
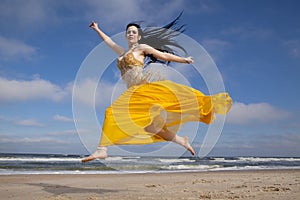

{"left": 99, "top": 52, "right": 232, "bottom": 146}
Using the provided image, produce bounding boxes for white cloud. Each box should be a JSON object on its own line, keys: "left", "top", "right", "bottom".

{"left": 1, "top": 0, "right": 183, "bottom": 32}
{"left": 201, "top": 38, "right": 230, "bottom": 61}
{"left": 15, "top": 119, "right": 44, "bottom": 127}
{"left": 47, "top": 129, "right": 78, "bottom": 136}
{"left": 72, "top": 78, "right": 126, "bottom": 109}
{"left": 283, "top": 40, "right": 300, "bottom": 58}
{"left": 84, "top": 0, "right": 196, "bottom": 31}
{"left": 0, "top": 116, "right": 44, "bottom": 127}
{"left": 202, "top": 39, "right": 230, "bottom": 50}
{"left": 226, "top": 102, "right": 290, "bottom": 125}
{"left": 0, "top": 0, "right": 60, "bottom": 31}
{"left": 0, "top": 35, "right": 36, "bottom": 60}
{"left": 1, "top": 0, "right": 220, "bottom": 34}
{"left": 53, "top": 114, "right": 73, "bottom": 123}
{"left": 0, "top": 76, "right": 69, "bottom": 103}
{"left": 0, "top": 136, "right": 70, "bottom": 145}
{"left": 221, "top": 26, "right": 273, "bottom": 40}
{"left": 211, "top": 132, "right": 300, "bottom": 157}
{"left": 72, "top": 78, "right": 98, "bottom": 107}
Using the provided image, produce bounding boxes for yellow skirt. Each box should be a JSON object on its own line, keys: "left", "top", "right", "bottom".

{"left": 99, "top": 80, "right": 232, "bottom": 146}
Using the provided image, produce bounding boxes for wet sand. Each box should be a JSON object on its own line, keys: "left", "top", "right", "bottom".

{"left": 1, "top": 169, "right": 299, "bottom": 199}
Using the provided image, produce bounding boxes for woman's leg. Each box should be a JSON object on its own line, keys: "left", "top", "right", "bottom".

{"left": 82, "top": 121, "right": 195, "bottom": 163}
{"left": 81, "top": 146, "right": 108, "bottom": 163}
{"left": 145, "top": 124, "right": 195, "bottom": 155}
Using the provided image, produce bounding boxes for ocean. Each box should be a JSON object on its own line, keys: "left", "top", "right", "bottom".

{"left": 1, "top": 153, "right": 300, "bottom": 175}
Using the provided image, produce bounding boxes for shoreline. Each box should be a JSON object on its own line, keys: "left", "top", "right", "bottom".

{"left": 1, "top": 169, "right": 299, "bottom": 199}
{"left": 1, "top": 167, "right": 300, "bottom": 175}
{"left": 2, "top": 167, "right": 300, "bottom": 176}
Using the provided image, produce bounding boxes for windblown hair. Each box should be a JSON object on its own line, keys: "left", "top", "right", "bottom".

{"left": 126, "top": 12, "right": 186, "bottom": 64}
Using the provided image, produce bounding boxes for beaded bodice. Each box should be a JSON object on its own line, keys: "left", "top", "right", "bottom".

{"left": 117, "top": 52, "right": 144, "bottom": 76}
{"left": 117, "top": 52, "right": 166, "bottom": 88}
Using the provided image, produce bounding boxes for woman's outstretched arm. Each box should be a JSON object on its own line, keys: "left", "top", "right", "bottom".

{"left": 89, "top": 21, "right": 126, "bottom": 56}
{"left": 140, "top": 44, "right": 193, "bottom": 64}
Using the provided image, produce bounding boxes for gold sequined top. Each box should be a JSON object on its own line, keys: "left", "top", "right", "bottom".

{"left": 117, "top": 52, "right": 166, "bottom": 88}
{"left": 117, "top": 52, "right": 144, "bottom": 76}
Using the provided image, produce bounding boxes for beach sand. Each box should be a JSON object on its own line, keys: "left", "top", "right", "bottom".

{"left": 1, "top": 170, "right": 299, "bottom": 200}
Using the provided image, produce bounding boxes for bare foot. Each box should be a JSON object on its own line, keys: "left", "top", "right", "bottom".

{"left": 184, "top": 136, "right": 195, "bottom": 156}
{"left": 81, "top": 147, "right": 108, "bottom": 163}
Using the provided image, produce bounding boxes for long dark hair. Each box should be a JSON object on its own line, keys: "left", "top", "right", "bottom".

{"left": 126, "top": 12, "right": 186, "bottom": 64}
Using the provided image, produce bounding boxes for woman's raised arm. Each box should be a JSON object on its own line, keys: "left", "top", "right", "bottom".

{"left": 89, "top": 21, "right": 126, "bottom": 56}
{"left": 140, "top": 44, "right": 193, "bottom": 64}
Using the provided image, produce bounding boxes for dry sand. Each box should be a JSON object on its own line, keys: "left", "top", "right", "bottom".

{"left": 1, "top": 170, "right": 299, "bottom": 200}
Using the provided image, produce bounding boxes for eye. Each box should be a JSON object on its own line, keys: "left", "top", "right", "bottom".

{"left": 127, "top": 30, "right": 137, "bottom": 35}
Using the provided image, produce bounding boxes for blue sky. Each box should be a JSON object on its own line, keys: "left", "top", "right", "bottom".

{"left": 0, "top": 0, "right": 299, "bottom": 157}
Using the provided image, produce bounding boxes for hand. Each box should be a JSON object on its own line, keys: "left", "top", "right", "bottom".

{"left": 185, "top": 56, "right": 194, "bottom": 64}
{"left": 89, "top": 21, "right": 98, "bottom": 30}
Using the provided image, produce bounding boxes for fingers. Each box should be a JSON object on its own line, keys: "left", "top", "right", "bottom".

{"left": 186, "top": 56, "right": 194, "bottom": 64}
{"left": 89, "top": 21, "right": 97, "bottom": 28}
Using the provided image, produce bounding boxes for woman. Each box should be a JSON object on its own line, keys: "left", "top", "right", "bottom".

{"left": 82, "top": 17, "right": 232, "bottom": 162}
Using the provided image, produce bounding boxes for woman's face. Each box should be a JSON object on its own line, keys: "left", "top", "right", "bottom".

{"left": 126, "top": 26, "right": 141, "bottom": 44}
